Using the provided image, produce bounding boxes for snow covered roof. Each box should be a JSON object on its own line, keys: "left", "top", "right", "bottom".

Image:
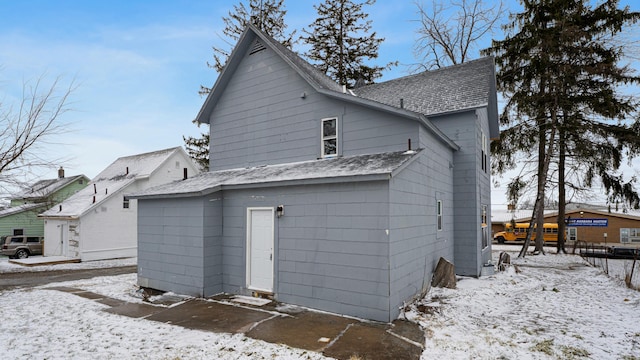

{"left": 491, "top": 209, "right": 558, "bottom": 223}
{"left": 131, "top": 150, "right": 420, "bottom": 199}
{"left": 40, "top": 147, "right": 184, "bottom": 218}
{"left": 0, "top": 203, "right": 44, "bottom": 218}
{"left": 11, "top": 174, "right": 88, "bottom": 201}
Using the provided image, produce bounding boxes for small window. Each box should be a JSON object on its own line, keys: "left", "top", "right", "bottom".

{"left": 321, "top": 118, "right": 338, "bottom": 158}
{"left": 437, "top": 200, "right": 443, "bottom": 231}
{"left": 481, "top": 132, "right": 488, "bottom": 172}
{"left": 78, "top": 179, "right": 84, "bottom": 185}
{"left": 481, "top": 205, "right": 488, "bottom": 248}
{"left": 123, "top": 196, "right": 130, "bottom": 209}
{"left": 13, "top": 229, "right": 24, "bottom": 236}
{"left": 27, "top": 237, "right": 40, "bottom": 243}
{"left": 10, "top": 237, "right": 22, "bottom": 243}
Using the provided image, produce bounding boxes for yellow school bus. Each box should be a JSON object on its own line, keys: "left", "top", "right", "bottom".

{"left": 493, "top": 223, "right": 563, "bottom": 244}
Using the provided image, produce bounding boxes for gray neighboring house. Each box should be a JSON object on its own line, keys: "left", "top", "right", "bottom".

{"left": 131, "top": 24, "right": 499, "bottom": 322}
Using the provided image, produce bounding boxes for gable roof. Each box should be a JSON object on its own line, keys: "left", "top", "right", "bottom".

{"left": 40, "top": 147, "right": 186, "bottom": 218}
{"left": 11, "top": 174, "right": 89, "bottom": 202}
{"left": 131, "top": 150, "right": 420, "bottom": 200}
{"left": 195, "top": 24, "right": 470, "bottom": 150}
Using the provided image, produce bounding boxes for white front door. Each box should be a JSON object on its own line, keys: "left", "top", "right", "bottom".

{"left": 246, "top": 208, "right": 274, "bottom": 292}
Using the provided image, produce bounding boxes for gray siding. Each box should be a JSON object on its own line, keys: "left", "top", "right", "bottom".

{"left": 430, "top": 109, "right": 491, "bottom": 276}
{"left": 209, "top": 44, "right": 418, "bottom": 171}
{"left": 388, "top": 132, "right": 455, "bottom": 320}
{"left": 203, "top": 196, "right": 223, "bottom": 295}
{"left": 138, "top": 198, "right": 210, "bottom": 296}
{"left": 220, "top": 182, "right": 391, "bottom": 322}
{"left": 476, "top": 108, "right": 493, "bottom": 266}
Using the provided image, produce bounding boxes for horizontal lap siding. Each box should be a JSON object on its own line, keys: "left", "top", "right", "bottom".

{"left": 342, "top": 107, "right": 419, "bottom": 156}
{"left": 221, "top": 182, "right": 391, "bottom": 322}
{"left": 430, "top": 110, "right": 487, "bottom": 276}
{"left": 209, "top": 45, "right": 420, "bottom": 172}
{"left": 388, "top": 132, "right": 454, "bottom": 321}
{"left": 203, "top": 197, "right": 223, "bottom": 295}
{"left": 209, "top": 46, "right": 318, "bottom": 171}
{"left": 138, "top": 198, "right": 209, "bottom": 296}
{"left": 0, "top": 208, "right": 46, "bottom": 237}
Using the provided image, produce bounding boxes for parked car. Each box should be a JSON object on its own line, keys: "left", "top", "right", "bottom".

{"left": 0, "top": 235, "right": 44, "bottom": 259}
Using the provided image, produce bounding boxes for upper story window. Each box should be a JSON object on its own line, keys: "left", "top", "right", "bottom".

{"left": 481, "top": 131, "right": 488, "bottom": 173}
{"left": 123, "top": 196, "right": 130, "bottom": 209}
{"left": 437, "top": 200, "right": 443, "bottom": 231}
{"left": 322, "top": 117, "right": 338, "bottom": 158}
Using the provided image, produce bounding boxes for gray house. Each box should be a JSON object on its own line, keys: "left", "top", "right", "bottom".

{"left": 131, "top": 24, "right": 498, "bottom": 322}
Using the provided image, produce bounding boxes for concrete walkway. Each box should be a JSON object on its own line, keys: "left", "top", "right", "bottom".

{"left": 47, "top": 287, "right": 424, "bottom": 359}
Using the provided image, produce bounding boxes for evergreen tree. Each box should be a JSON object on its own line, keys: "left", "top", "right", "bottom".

{"left": 302, "top": 0, "right": 395, "bottom": 87}
{"left": 202, "top": 0, "right": 295, "bottom": 95}
{"left": 486, "top": 0, "right": 640, "bottom": 256}
{"left": 183, "top": 132, "right": 210, "bottom": 171}
{"left": 185, "top": 0, "right": 295, "bottom": 170}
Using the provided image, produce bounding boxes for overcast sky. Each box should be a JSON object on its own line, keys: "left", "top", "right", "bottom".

{"left": 1, "top": 0, "right": 638, "bottom": 206}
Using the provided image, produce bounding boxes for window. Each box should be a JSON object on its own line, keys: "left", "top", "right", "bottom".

{"left": 13, "top": 229, "right": 24, "bottom": 236}
{"left": 27, "top": 237, "right": 40, "bottom": 243}
{"left": 321, "top": 117, "right": 338, "bottom": 158}
{"left": 481, "top": 205, "right": 488, "bottom": 248}
{"left": 437, "top": 200, "right": 443, "bottom": 231}
{"left": 123, "top": 196, "right": 130, "bottom": 209}
{"left": 481, "top": 131, "right": 488, "bottom": 172}
{"left": 621, "top": 228, "right": 640, "bottom": 243}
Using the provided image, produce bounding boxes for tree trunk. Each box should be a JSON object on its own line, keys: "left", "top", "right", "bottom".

{"left": 557, "top": 126, "right": 567, "bottom": 253}
{"left": 533, "top": 126, "right": 547, "bottom": 255}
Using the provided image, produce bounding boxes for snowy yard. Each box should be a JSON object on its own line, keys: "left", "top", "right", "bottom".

{"left": 1, "top": 248, "right": 639, "bottom": 359}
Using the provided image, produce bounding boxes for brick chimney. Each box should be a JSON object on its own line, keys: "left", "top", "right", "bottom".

{"left": 58, "top": 167, "right": 65, "bottom": 179}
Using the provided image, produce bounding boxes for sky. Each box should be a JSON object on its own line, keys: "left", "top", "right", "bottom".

{"left": 0, "top": 0, "right": 639, "bottom": 207}
{"left": 1, "top": 246, "right": 639, "bottom": 358}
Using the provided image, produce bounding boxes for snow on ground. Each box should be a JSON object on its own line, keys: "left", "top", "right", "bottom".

{"left": 1, "top": 247, "right": 640, "bottom": 359}
{"left": 404, "top": 245, "right": 640, "bottom": 359}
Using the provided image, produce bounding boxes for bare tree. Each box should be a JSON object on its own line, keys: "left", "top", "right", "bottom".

{"left": 413, "top": 0, "right": 503, "bottom": 70}
{"left": 0, "top": 74, "right": 75, "bottom": 196}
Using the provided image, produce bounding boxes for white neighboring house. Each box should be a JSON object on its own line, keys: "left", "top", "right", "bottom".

{"left": 40, "top": 147, "right": 199, "bottom": 261}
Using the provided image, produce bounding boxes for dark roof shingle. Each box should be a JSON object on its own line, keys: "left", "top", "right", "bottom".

{"left": 131, "top": 150, "right": 420, "bottom": 199}
{"left": 355, "top": 57, "right": 495, "bottom": 116}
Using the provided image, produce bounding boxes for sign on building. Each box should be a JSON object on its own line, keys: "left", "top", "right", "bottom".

{"left": 565, "top": 218, "right": 608, "bottom": 227}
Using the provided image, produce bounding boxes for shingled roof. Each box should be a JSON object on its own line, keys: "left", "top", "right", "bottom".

{"left": 11, "top": 174, "right": 88, "bottom": 202}
{"left": 355, "top": 57, "right": 496, "bottom": 117}
{"left": 131, "top": 150, "right": 420, "bottom": 199}
{"left": 40, "top": 147, "right": 186, "bottom": 218}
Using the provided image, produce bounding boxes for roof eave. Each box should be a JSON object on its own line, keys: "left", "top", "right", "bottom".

{"left": 222, "top": 173, "right": 390, "bottom": 191}
{"left": 195, "top": 27, "right": 257, "bottom": 125}
{"left": 132, "top": 173, "right": 394, "bottom": 201}
{"left": 129, "top": 185, "right": 223, "bottom": 200}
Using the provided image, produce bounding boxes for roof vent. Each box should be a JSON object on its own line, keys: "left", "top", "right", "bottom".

{"left": 250, "top": 39, "right": 266, "bottom": 55}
